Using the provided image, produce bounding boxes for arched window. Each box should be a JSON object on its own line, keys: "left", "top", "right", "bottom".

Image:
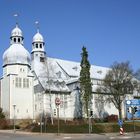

{"left": 36, "top": 44, "right": 38, "bottom": 48}
{"left": 14, "top": 38, "right": 16, "bottom": 43}
{"left": 18, "top": 38, "right": 20, "bottom": 43}
{"left": 40, "top": 44, "right": 42, "bottom": 48}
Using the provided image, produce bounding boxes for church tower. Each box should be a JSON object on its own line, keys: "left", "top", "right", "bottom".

{"left": 31, "top": 28, "right": 46, "bottom": 71}
{"left": 1, "top": 24, "right": 34, "bottom": 119}
{"left": 3, "top": 24, "right": 31, "bottom": 75}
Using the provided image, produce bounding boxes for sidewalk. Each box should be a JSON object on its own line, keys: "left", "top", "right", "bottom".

{"left": 0, "top": 129, "right": 39, "bottom": 135}
{"left": 0, "top": 129, "right": 140, "bottom": 138}
{"left": 105, "top": 132, "right": 140, "bottom": 139}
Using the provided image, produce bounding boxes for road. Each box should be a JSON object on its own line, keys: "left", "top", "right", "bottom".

{"left": 0, "top": 131, "right": 140, "bottom": 140}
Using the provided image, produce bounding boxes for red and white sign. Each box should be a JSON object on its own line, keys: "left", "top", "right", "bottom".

{"left": 120, "top": 127, "right": 124, "bottom": 135}
{"left": 55, "top": 97, "right": 61, "bottom": 106}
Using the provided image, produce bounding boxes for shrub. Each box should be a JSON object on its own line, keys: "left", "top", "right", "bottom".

{"left": 0, "top": 119, "right": 9, "bottom": 129}
{"left": 0, "top": 108, "right": 5, "bottom": 119}
{"left": 107, "top": 114, "right": 118, "bottom": 122}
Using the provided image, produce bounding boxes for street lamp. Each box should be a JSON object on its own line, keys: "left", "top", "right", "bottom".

{"left": 13, "top": 104, "right": 16, "bottom": 133}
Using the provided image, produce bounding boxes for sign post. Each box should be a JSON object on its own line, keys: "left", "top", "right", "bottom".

{"left": 131, "top": 107, "right": 136, "bottom": 136}
{"left": 55, "top": 97, "right": 61, "bottom": 136}
{"left": 118, "top": 119, "right": 124, "bottom": 135}
{"left": 126, "top": 100, "right": 140, "bottom": 136}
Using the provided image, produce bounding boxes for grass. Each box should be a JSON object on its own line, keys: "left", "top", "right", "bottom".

{"left": 31, "top": 121, "right": 140, "bottom": 133}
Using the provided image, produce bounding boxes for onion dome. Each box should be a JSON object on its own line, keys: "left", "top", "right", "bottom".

{"left": 3, "top": 44, "right": 31, "bottom": 67}
{"left": 11, "top": 24, "right": 23, "bottom": 37}
{"left": 3, "top": 24, "right": 31, "bottom": 67}
{"left": 32, "top": 30, "right": 44, "bottom": 43}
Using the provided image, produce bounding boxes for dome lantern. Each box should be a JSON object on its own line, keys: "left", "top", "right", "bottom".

{"left": 32, "top": 32, "right": 44, "bottom": 43}
{"left": 11, "top": 24, "right": 23, "bottom": 37}
{"left": 10, "top": 24, "right": 24, "bottom": 45}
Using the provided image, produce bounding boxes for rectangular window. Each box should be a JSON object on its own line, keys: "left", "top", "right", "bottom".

{"left": 15, "top": 77, "right": 18, "bottom": 87}
{"left": 23, "top": 78, "right": 29, "bottom": 88}
{"left": 15, "top": 77, "right": 22, "bottom": 88}
{"left": 23, "top": 78, "right": 25, "bottom": 88}
{"left": 60, "top": 94, "right": 63, "bottom": 108}
{"left": 19, "top": 78, "right": 22, "bottom": 87}
{"left": 64, "top": 95, "right": 68, "bottom": 108}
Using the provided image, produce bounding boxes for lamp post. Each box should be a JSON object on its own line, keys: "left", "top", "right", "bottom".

{"left": 13, "top": 104, "right": 16, "bottom": 133}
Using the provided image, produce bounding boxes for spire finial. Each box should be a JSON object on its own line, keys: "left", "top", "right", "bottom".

{"left": 35, "top": 21, "right": 39, "bottom": 33}
{"left": 13, "top": 13, "right": 19, "bottom": 27}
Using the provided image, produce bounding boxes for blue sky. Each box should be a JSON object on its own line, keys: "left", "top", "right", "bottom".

{"left": 0, "top": 0, "right": 140, "bottom": 75}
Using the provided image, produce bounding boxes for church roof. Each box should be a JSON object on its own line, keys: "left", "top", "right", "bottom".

{"left": 3, "top": 24, "right": 31, "bottom": 67}
{"left": 51, "top": 57, "right": 110, "bottom": 80}
{"left": 32, "top": 57, "right": 110, "bottom": 93}
{"left": 3, "top": 44, "right": 31, "bottom": 67}
{"left": 11, "top": 24, "right": 22, "bottom": 37}
{"left": 33, "top": 32, "right": 44, "bottom": 43}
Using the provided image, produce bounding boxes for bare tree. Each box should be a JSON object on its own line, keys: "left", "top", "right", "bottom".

{"left": 44, "top": 58, "right": 55, "bottom": 125}
{"left": 96, "top": 61, "right": 138, "bottom": 120}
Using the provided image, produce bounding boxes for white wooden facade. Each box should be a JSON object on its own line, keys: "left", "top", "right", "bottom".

{"left": 0, "top": 24, "right": 135, "bottom": 120}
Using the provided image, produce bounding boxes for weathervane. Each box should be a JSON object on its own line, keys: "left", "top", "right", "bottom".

{"left": 35, "top": 21, "right": 40, "bottom": 33}
{"left": 13, "top": 13, "right": 19, "bottom": 26}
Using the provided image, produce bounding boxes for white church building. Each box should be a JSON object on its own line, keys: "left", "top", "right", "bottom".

{"left": 0, "top": 24, "right": 134, "bottom": 121}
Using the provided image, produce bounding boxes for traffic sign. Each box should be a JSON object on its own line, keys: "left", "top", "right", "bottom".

{"left": 55, "top": 97, "right": 61, "bottom": 106}
{"left": 118, "top": 119, "right": 123, "bottom": 127}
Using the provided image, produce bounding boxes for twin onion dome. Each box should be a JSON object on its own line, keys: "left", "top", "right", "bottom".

{"left": 3, "top": 24, "right": 44, "bottom": 67}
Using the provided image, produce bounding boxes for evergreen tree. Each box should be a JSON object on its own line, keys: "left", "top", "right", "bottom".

{"left": 80, "top": 47, "right": 92, "bottom": 118}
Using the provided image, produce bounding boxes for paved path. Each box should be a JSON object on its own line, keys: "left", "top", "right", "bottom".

{"left": 0, "top": 130, "right": 140, "bottom": 140}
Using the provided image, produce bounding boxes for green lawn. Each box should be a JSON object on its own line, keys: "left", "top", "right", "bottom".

{"left": 31, "top": 121, "right": 140, "bottom": 133}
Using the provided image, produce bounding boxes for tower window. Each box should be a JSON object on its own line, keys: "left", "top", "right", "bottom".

{"left": 23, "top": 78, "right": 29, "bottom": 88}
{"left": 18, "top": 38, "right": 20, "bottom": 43}
{"left": 15, "top": 77, "right": 22, "bottom": 88}
{"left": 40, "top": 57, "right": 45, "bottom": 62}
{"left": 36, "top": 44, "right": 38, "bottom": 48}
{"left": 14, "top": 38, "right": 16, "bottom": 43}
{"left": 40, "top": 44, "right": 42, "bottom": 48}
